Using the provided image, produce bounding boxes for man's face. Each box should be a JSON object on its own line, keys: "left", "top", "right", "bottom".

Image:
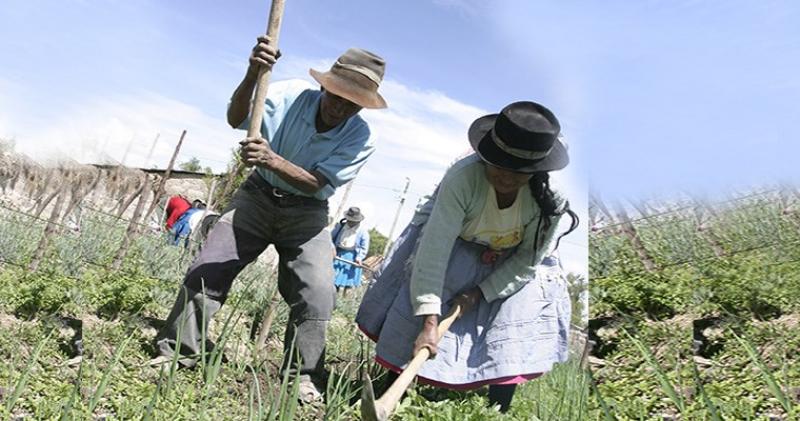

{"left": 346, "top": 220, "right": 359, "bottom": 227}
{"left": 319, "top": 89, "right": 363, "bottom": 128}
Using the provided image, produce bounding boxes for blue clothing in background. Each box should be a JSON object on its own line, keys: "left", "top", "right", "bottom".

{"left": 331, "top": 222, "right": 370, "bottom": 288}
{"left": 234, "top": 79, "right": 374, "bottom": 200}
{"left": 171, "top": 208, "right": 201, "bottom": 247}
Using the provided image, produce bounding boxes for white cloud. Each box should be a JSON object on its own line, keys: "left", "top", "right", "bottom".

{"left": 0, "top": 55, "right": 587, "bottom": 278}
{"left": 10, "top": 92, "right": 236, "bottom": 170}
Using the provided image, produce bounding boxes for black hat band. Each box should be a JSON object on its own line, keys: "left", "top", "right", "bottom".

{"left": 489, "top": 127, "right": 554, "bottom": 160}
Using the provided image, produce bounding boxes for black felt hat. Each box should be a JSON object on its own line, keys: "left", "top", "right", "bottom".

{"left": 468, "top": 101, "right": 568, "bottom": 173}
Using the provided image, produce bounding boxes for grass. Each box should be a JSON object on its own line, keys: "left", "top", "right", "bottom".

{"left": 0, "top": 206, "right": 587, "bottom": 420}
{"left": 590, "top": 191, "right": 800, "bottom": 419}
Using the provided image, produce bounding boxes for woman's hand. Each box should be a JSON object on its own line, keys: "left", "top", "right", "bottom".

{"left": 451, "top": 286, "right": 483, "bottom": 315}
{"left": 413, "top": 314, "right": 439, "bottom": 357}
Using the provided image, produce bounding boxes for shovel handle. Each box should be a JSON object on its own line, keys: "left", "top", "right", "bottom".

{"left": 375, "top": 303, "right": 464, "bottom": 412}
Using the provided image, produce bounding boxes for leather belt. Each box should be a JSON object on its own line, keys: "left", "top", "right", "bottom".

{"left": 248, "top": 176, "right": 327, "bottom": 208}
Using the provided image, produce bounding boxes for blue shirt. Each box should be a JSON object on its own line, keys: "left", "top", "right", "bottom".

{"left": 234, "top": 79, "right": 374, "bottom": 200}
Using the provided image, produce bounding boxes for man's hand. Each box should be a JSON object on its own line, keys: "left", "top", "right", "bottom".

{"left": 238, "top": 137, "right": 329, "bottom": 194}
{"left": 450, "top": 287, "right": 483, "bottom": 315}
{"left": 247, "top": 35, "right": 282, "bottom": 78}
{"left": 239, "top": 137, "right": 279, "bottom": 169}
{"left": 413, "top": 314, "right": 439, "bottom": 358}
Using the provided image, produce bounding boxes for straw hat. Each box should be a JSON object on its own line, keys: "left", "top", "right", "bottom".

{"left": 309, "top": 48, "right": 387, "bottom": 109}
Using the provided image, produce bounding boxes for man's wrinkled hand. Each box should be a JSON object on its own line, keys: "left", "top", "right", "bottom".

{"left": 247, "top": 35, "right": 282, "bottom": 77}
{"left": 239, "top": 137, "right": 278, "bottom": 169}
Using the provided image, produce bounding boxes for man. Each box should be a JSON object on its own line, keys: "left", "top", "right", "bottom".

{"left": 154, "top": 35, "right": 387, "bottom": 402}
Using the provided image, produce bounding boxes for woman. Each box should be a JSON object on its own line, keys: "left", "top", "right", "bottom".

{"left": 356, "top": 101, "right": 579, "bottom": 412}
{"left": 331, "top": 206, "right": 370, "bottom": 296}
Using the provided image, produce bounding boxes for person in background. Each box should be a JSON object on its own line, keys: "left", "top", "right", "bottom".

{"left": 331, "top": 207, "right": 370, "bottom": 296}
{"left": 356, "top": 101, "right": 579, "bottom": 412}
{"left": 164, "top": 195, "right": 191, "bottom": 230}
{"left": 170, "top": 199, "right": 206, "bottom": 247}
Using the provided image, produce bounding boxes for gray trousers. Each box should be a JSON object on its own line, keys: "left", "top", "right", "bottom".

{"left": 155, "top": 174, "right": 335, "bottom": 380}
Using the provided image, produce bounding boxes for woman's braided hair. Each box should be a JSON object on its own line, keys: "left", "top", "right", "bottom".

{"left": 529, "top": 172, "right": 580, "bottom": 256}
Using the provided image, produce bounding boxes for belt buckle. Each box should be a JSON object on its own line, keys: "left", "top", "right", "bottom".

{"left": 272, "top": 187, "right": 286, "bottom": 198}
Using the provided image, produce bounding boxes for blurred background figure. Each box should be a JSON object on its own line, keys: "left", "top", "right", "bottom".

{"left": 331, "top": 206, "right": 369, "bottom": 296}
{"left": 164, "top": 195, "right": 191, "bottom": 231}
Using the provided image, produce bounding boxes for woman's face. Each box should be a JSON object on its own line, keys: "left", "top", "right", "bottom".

{"left": 484, "top": 164, "right": 532, "bottom": 195}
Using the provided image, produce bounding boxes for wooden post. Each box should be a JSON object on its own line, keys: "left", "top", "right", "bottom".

{"left": 29, "top": 181, "right": 70, "bottom": 271}
{"left": 144, "top": 133, "right": 161, "bottom": 168}
{"left": 115, "top": 175, "right": 147, "bottom": 219}
{"left": 329, "top": 180, "right": 354, "bottom": 228}
{"left": 32, "top": 186, "right": 60, "bottom": 219}
{"left": 141, "top": 130, "right": 187, "bottom": 229}
{"left": 690, "top": 196, "right": 725, "bottom": 257}
{"left": 255, "top": 286, "right": 281, "bottom": 351}
{"left": 383, "top": 178, "right": 410, "bottom": 255}
{"left": 613, "top": 201, "right": 657, "bottom": 272}
{"left": 111, "top": 174, "right": 152, "bottom": 270}
{"left": 119, "top": 133, "right": 136, "bottom": 167}
{"left": 60, "top": 169, "right": 102, "bottom": 226}
{"left": 589, "top": 193, "right": 616, "bottom": 231}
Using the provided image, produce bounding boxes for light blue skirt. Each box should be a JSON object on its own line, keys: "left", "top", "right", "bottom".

{"left": 333, "top": 248, "right": 362, "bottom": 287}
{"left": 355, "top": 222, "right": 571, "bottom": 388}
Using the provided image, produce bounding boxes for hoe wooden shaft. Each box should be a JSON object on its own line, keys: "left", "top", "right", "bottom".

{"left": 250, "top": 0, "right": 286, "bottom": 349}
{"left": 217, "top": 0, "right": 286, "bottom": 205}
{"left": 248, "top": 0, "right": 286, "bottom": 138}
{"left": 361, "top": 303, "right": 464, "bottom": 421}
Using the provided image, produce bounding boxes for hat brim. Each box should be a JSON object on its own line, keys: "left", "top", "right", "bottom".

{"left": 309, "top": 69, "right": 387, "bottom": 109}
{"left": 468, "top": 114, "right": 569, "bottom": 173}
{"left": 345, "top": 214, "right": 364, "bottom": 222}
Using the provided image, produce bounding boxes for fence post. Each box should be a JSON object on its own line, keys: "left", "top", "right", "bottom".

{"left": 29, "top": 171, "right": 71, "bottom": 272}
{"left": 613, "top": 201, "right": 657, "bottom": 272}
{"left": 141, "top": 130, "right": 187, "bottom": 230}
{"left": 115, "top": 174, "right": 147, "bottom": 219}
{"left": 691, "top": 196, "right": 726, "bottom": 257}
{"left": 111, "top": 174, "right": 152, "bottom": 270}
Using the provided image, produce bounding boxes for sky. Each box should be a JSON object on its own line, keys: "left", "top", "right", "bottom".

{"left": 4, "top": 1, "right": 798, "bottom": 278}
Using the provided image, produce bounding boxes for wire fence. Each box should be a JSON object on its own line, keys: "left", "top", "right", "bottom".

{"left": 590, "top": 188, "right": 800, "bottom": 279}
{"left": 0, "top": 203, "right": 186, "bottom": 280}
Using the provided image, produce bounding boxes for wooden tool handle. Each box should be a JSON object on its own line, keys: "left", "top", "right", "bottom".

{"left": 376, "top": 303, "right": 464, "bottom": 409}
{"left": 247, "top": 0, "right": 287, "bottom": 139}
{"left": 334, "top": 255, "right": 371, "bottom": 271}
